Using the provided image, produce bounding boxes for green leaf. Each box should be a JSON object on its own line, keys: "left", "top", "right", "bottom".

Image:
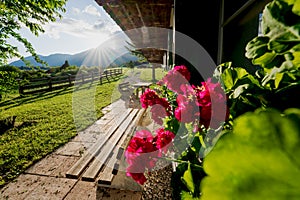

{"left": 292, "top": 51, "right": 300, "bottom": 66}
{"left": 275, "top": 72, "right": 284, "bottom": 88}
{"left": 245, "top": 36, "right": 269, "bottom": 59}
{"left": 220, "top": 67, "right": 248, "bottom": 92}
{"left": 181, "top": 162, "right": 195, "bottom": 194}
{"left": 292, "top": 0, "right": 300, "bottom": 16}
{"left": 268, "top": 39, "right": 300, "bottom": 53}
{"left": 213, "top": 62, "right": 233, "bottom": 81}
{"left": 181, "top": 191, "right": 200, "bottom": 200}
{"left": 252, "top": 52, "right": 277, "bottom": 67}
{"left": 231, "top": 84, "right": 250, "bottom": 98}
{"left": 201, "top": 108, "right": 300, "bottom": 200}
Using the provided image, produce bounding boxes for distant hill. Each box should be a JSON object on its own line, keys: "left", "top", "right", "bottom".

{"left": 9, "top": 47, "right": 139, "bottom": 68}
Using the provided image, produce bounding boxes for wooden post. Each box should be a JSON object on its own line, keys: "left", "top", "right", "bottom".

{"left": 19, "top": 85, "right": 24, "bottom": 95}
{"left": 106, "top": 70, "right": 110, "bottom": 83}
{"left": 151, "top": 64, "right": 156, "bottom": 83}
{"left": 16, "top": 79, "right": 24, "bottom": 95}
{"left": 81, "top": 74, "right": 84, "bottom": 83}
{"left": 68, "top": 74, "right": 72, "bottom": 86}
{"left": 49, "top": 77, "right": 52, "bottom": 91}
{"left": 99, "top": 70, "right": 103, "bottom": 85}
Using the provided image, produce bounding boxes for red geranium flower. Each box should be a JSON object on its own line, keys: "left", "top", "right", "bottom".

{"left": 173, "top": 65, "right": 191, "bottom": 81}
{"left": 125, "top": 130, "right": 160, "bottom": 185}
{"left": 195, "top": 78, "right": 229, "bottom": 129}
{"left": 175, "top": 94, "right": 199, "bottom": 123}
{"left": 126, "top": 162, "right": 147, "bottom": 185}
{"left": 140, "top": 89, "right": 161, "bottom": 108}
{"left": 160, "top": 66, "right": 190, "bottom": 93}
{"left": 149, "top": 97, "right": 171, "bottom": 125}
{"left": 155, "top": 128, "right": 175, "bottom": 153}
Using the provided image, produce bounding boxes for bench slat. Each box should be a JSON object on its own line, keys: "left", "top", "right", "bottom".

{"left": 81, "top": 109, "right": 139, "bottom": 181}
{"left": 65, "top": 108, "right": 133, "bottom": 179}
{"left": 97, "top": 108, "right": 146, "bottom": 185}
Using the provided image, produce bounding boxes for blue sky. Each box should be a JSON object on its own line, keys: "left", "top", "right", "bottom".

{"left": 10, "top": 0, "right": 126, "bottom": 60}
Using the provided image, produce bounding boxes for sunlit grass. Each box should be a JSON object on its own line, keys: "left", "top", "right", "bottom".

{"left": 0, "top": 76, "right": 122, "bottom": 187}
{"left": 138, "top": 67, "right": 167, "bottom": 82}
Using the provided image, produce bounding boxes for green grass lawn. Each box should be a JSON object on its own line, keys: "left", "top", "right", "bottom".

{"left": 138, "top": 67, "right": 167, "bottom": 82}
{"left": 0, "top": 74, "right": 125, "bottom": 187}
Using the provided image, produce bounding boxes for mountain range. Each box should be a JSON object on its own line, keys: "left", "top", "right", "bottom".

{"left": 9, "top": 47, "right": 139, "bottom": 68}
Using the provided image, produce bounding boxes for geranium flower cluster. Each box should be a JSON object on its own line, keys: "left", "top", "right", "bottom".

{"left": 140, "top": 89, "right": 171, "bottom": 125}
{"left": 125, "top": 128, "right": 175, "bottom": 184}
{"left": 125, "top": 65, "right": 228, "bottom": 185}
{"left": 157, "top": 65, "right": 228, "bottom": 129}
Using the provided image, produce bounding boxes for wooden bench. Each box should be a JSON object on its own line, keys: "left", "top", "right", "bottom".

{"left": 66, "top": 108, "right": 146, "bottom": 185}
{"left": 118, "top": 82, "right": 143, "bottom": 108}
{"left": 118, "top": 82, "right": 134, "bottom": 95}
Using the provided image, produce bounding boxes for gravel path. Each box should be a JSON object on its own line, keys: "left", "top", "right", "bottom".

{"left": 141, "top": 161, "right": 173, "bottom": 200}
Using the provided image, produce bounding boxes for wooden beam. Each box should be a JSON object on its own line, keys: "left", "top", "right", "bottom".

{"left": 135, "top": 3, "right": 146, "bottom": 27}
{"left": 120, "top": 3, "right": 136, "bottom": 30}
{"left": 217, "top": 0, "right": 224, "bottom": 64}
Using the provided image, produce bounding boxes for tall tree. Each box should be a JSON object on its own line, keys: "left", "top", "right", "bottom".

{"left": 0, "top": 0, "right": 67, "bottom": 66}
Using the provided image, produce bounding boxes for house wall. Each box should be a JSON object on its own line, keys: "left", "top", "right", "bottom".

{"left": 174, "top": 0, "right": 270, "bottom": 83}
{"left": 174, "top": 0, "right": 220, "bottom": 84}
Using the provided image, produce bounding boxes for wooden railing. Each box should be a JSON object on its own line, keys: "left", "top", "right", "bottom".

{"left": 18, "top": 68, "right": 123, "bottom": 95}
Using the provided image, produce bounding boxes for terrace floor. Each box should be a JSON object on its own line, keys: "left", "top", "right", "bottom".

{"left": 0, "top": 99, "right": 148, "bottom": 200}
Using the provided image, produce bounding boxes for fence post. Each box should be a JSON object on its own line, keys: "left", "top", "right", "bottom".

{"left": 68, "top": 74, "right": 72, "bottom": 86}
{"left": 19, "top": 85, "right": 24, "bottom": 95}
{"left": 49, "top": 77, "right": 52, "bottom": 91}
{"left": 81, "top": 74, "right": 84, "bottom": 83}
{"left": 16, "top": 79, "right": 24, "bottom": 95}
{"left": 105, "top": 70, "right": 110, "bottom": 83}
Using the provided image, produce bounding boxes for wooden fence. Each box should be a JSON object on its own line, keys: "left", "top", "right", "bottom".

{"left": 18, "top": 68, "right": 123, "bottom": 95}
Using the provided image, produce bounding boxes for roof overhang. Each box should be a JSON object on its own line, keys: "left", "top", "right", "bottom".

{"left": 95, "top": 0, "right": 174, "bottom": 64}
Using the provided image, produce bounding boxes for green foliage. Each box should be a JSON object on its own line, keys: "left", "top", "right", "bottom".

{"left": 0, "top": 71, "right": 19, "bottom": 100}
{"left": 182, "top": 163, "right": 195, "bottom": 194}
{"left": 245, "top": 0, "right": 300, "bottom": 90}
{"left": 201, "top": 108, "right": 300, "bottom": 200}
{"left": 53, "top": 65, "right": 79, "bottom": 76}
{"left": 213, "top": 0, "right": 300, "bottom": 119}
{"left": 60, "top": 60, "right": 70, "bottom": 70}
{"left": 0, "top": 65, "right": 21, "bottom": 73}
{"left": 171, "top": 154, "right": 205, "bottom": 200}
{"left": 200, "top": 1, "right": 300, "bottom": 199}
{"left": 0, "top": 0, "right": 67, "bottom": 65}
{"left": 214, "top": 62, "right": 267, "bottom": 118}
